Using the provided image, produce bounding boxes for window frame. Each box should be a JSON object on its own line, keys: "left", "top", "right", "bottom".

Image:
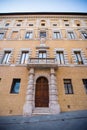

{"left": 0, "top": 32, "right": 5, "bottom": 40}
{"left": 53, "top": 31, "right": 61, "bottom": 39}
{"left": 20, "top": 51, "right": 29, "bottom": 64}
{"left": 82, "top": 79, "right": 87, "bottom": 93}
{"left": 38, "top": 50, "right": 47, "bottom": 59}
{"left": 40, "top": 31, "right": 46, "bottom": 38}
{"left": 1, "top": 50, "right": 11, "bottom": 64}
{"left": 67, "top": 31, "right": 75, "bottom": 39}
{"left": 74, "top": 51, "right": 83, "bottom": 64}
{"left": 25, "top": 31, "right": 33, "bottom": 39}
{"left": 56, "top": 51, "right": 65, "bottom": 64}
{"left": 81, "top": 31, "right": 87, "bottom": 39}
{"left": 10, "top": 78, "right": 21, "bottom": 94}
{"left": 64, "top": 79, "right": 73, "bottom": 94}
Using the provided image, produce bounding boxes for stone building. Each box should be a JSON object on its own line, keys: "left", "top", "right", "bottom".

{"left": 0, "top": 12, "right": 87, "bottom": 116}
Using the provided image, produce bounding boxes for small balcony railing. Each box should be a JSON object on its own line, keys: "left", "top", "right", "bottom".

{"left": 27, "top": 58, "right": 58, "bottom": 68}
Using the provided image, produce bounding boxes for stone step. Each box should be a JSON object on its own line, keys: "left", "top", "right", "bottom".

{"left": 32, "top": 108, "right": 50, "bottom": 115}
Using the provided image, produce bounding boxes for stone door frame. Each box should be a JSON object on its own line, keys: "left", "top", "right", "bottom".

{"left": 23, "top": 68, "right": 60, "bottom": 116}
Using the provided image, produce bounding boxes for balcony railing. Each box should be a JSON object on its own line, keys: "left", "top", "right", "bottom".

{"left": 27, "top": 58, "right": 58, "bottom": 68}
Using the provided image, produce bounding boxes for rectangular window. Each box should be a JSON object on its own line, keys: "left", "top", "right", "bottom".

{"left": 0, "top": 33, "right": 4, "bottom": 40}
{"left": 74, "top": 51, "right": 83, "bottom": 64}
{"left": 64, "top": 79, "right": 73, "bottom": 94}
{"left": 40, "top": 32, "right": 46, "bottom": 38}
{"left": 25, "top": 32, "right": 33, "bottom": 39}
{"left": 82, "top": 79, "right": 87, "bottom": 93}
{"left": 68, "top": 32, "right": 75, "bottom": 39}
{"left": 20, "top": 51, "right": 29, "bottom": 64}
{"left": 29, "top": 24, "right": 33, "bottom": 26}
{"left": 81, "top": 32, "right": 87, "bottom": 39}
{"left": 53, "top": 32, "right": 61, "bottom": 39}
{"left": 53, "top": 24, "right": 57, "bottom": 26}
{"left": 41, "top": 23, "right": 45, "bottom": 26}
{"left": 18, "top": 20, "right": 22, "bottom": 22}
{"left": 56, "top": 51, "right": 65, "bottom": 64}
{"left": 65, "top": 24, "right": 69, "bottom": 26}
{"left": 2, "top": 51, "right": 11, "bottom": 64}
{"left": 16, "top": 24, "right": 21, "bottom": 26}
{"left": 38, "top": 51, "right": 47, "bottom": 58}
{"left": 10, "top": 79, "right": 21, "bottom": 94}
{"left": 64, "top": 20, "right": 68, "bottom": 22}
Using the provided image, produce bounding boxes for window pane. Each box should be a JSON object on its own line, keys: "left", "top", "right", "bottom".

{"left": 25, "top": 53, "right": 29, "bottom": 64}
{"left": 64, "top": 79, "right": 73, "bottom": 94}
{"left": 82, "top": 79, "right": 87, "bottom": 93}
{"left": 38, "top": 51, "right": 47, "bottom": 58}
{"left": 21, "top": 53, "right": 25, "bottom": 64}
{"left": 54, "top": 32, "right": 61, "bottom": 39}
{"left": 10, "top": 79, "right": 21, "bottom": 94}
{"left": 40, "top": 32, "right": 46, "bottom": 38}
{"left": 43, "top": 52, "right": 47, "bottom": 58}
{"left": 2, "top": 51, "right": 11, "bottom": 64}
{"left": 25, "top": 32, "right": 32, "bottom": 39}
{"left": 82, "top": 32, "right": 87, "bottom": 39}
{"left": 13, "top": 82, "right": 20, "bottom": 93}
{"left": 56, "top": 51, "right": 65, "bottom": 64}
{"left": 68, "top": 32, "right": 75, "bottom": 39}
{"left": 53, "top": 32, "right": 57, "bottom": 39}
{"left": 64, "top": 84, "right": 68, "bottom": 94}
{"left": 20, "top": 51, "right": 29, "bottom": 64}
{"left": 56, "top": 53, "right": 60, "bottom": 64}
{"left": 60, "top": 52, "right": 64, "bottom": 64}
{"left": 29, "top": 32, "right": 33, "bottom": 39}
{"left": 38, "top": 52, "right": 42, "bottom": 58}
{"left": 74, "top": 51, "right": 83, "bottom": 64}
{"left": 57, "top": 32, "right": 61, "bottom": 39}
{"left": 0, "top": 33, "right": 4, "bottom": 39}
{"left": 68, "top": 84, "right": 73, "bottom": 94}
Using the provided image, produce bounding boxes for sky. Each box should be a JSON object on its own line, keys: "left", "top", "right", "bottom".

{"left": 0, "top": 0, "right": 87, "bottom": 13}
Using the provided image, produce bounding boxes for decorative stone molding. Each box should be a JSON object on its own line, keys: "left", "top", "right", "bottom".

{"left": 23, "top": 68, "right": 34, "bottom": 116}
{"left": 16, "top": 48, "right": 31, "bottom": 65}
{"left": 54, "top": 48, "right": 69, "bottom": 65}
{"left": 49, "top": 68, "right": 60, "bottom": 114}
{"left": 33, "top": 69, "right": 60, "bottom": 114}
{"left": 0, "top": 48, "right": 14, "bottom": 64}
{"left": 72, "top": 48, "right": 87, "bottom": 65}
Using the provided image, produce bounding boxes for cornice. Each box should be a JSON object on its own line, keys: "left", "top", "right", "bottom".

{"left": 0, "top": 15, "right": 87, "bottom": 19}
{"left": 0, "top": 12, "right": 87, "bottom": 15}
{"left": 0, "top": 12, "right": 87, "bottom": 19}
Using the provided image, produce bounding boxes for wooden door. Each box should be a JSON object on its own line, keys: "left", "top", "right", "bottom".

{"left": 35, "top": 77, "right": 49, "bottom": 107}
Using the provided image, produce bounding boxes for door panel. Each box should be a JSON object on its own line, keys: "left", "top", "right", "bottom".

{"left": 35, "top": 77, "right": 49, "bottom": 107}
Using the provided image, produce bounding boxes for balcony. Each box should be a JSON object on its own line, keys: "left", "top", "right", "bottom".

{"left": 27, "top": 58, "right": 58, "bottom": 69}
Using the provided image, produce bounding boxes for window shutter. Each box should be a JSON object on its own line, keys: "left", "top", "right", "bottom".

{"left": 64, "top": 50, "right": 69, "bottom": 64}
{"left": 16, "top": 51, "right": 21, "bottom": 64}
{"left": 0, "top": 50, "right": 4, "bottom": 64}
{"left": 8, "top": 50, "right": 13, "bottom": 64}
{"left": 81, "top": 51, "right": 87, "bottom": 64}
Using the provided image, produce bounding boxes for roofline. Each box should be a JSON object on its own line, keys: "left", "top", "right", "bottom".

{"left": 0, "top": 12, "right": 87, "bottom": 16}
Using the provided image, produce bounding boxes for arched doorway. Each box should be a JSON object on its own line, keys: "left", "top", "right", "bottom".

{"left": 35, "top": 77, "right": 49, "bottom": 107}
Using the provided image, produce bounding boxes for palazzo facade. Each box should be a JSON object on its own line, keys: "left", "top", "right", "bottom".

{"left": 0, "top": 12, "right": 87, "bottom": 116}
